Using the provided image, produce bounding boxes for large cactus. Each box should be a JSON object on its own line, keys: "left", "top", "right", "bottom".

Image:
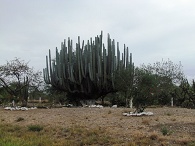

{"left": 43, "top": 31, "right": 134, "bottom": 101}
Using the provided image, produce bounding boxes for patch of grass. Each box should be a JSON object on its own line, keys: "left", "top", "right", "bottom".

{"left": 1, "top": 120, "right": 192, "bottom": 146}
{"left": 160, "top": 126, "right": 171, "bottom": 136}
{"left": 16, "top": 117, "right": 24, "bottom": 122}
{"left": 129, "top": 132, "right": 153, "bottom": 146}
{"left": 188, "top": 141, "right": 195, "bottom": 146}
{"left": 0, "top": 124, "right": 52, "bottom": 146}
{"left": 56, "top": 125, "right": 117, "bottom": 145}
{"left": 28, "top": 125, "right": 43, "bottom": 132}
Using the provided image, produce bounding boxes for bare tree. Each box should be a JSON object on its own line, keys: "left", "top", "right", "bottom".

{"left": 0, "top": 58, "right": 43, "bottom": 106}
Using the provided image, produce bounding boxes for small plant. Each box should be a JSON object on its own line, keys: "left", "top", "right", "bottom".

{"left": 160, "top": 126, "right": 170, "bottom": 136}
{"left": 28, "top": 125, "right": 43, "bottom": 132}
{"left": 108, "top": 110, "right": 112, "bottom": 114}
{"left": 16, "top": 117, "right": 24, "bottom": 122}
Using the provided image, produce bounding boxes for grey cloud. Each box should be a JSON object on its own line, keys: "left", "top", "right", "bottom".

{"left": 0, "top": 0, "right": 194, "bottom": 80}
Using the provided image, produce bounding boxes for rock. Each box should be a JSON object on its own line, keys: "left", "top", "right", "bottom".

{"left": 21, "top": 107, "right": 28, "bottom": 111}
{"left": 123, "top": 111, "right": 154, "bottom": 116}
{"left": 112, "top": 105, "right": 117, "bottom": 108}
{"left": 89, "top": 105, "right": 103, "bottom": 108}
{"left": 4, "top": 106, "right": 37, "bottom": 111}
{"left": 4, "top": 107, "right": 11, "bottom": 110}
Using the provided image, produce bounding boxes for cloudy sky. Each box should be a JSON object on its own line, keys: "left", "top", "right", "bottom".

{"left": 0, "top": 0, "right": 195, "bottom": 81}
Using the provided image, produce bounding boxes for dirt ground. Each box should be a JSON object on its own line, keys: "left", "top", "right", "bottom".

{"left": 1, "top": 106, "right": 195, "bottom": 145}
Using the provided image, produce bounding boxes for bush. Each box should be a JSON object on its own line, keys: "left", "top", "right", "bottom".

{"left": 160, "top": 126, "right": 170, "bottom": 136}
{"left": 28, "top": 125, "right": 43, "bottom": 132}
{"left": 16, "top": 117, "right": 24, "bottom": 122}
{"left": 182, "top": 100, "right": 194, "bottom": 109}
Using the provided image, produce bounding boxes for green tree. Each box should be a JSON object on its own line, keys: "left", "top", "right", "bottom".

{"left": 140, "top": 59, "right": 185, "bottom": 106}
{"left": 114, "top": 66, "right": 134, "bottom": 107}
{"left": 133, "top": 68, "right": 159, "bottom": 112}
{"left": 178, "top": 79, "right": 195, "bottom": 108}
{"left": 141, "top": 59, "right": 184, "bottom": 84}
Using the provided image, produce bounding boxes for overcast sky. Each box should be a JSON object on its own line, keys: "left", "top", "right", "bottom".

{"left": 0, "top": 0, "right": 195, "bottom": 82}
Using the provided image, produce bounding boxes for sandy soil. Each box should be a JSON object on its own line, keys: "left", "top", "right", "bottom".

{"left": 1, "top": 106, "right": 195, "bottom": 144}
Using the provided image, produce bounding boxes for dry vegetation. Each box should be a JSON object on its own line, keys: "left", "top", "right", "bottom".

{"left": 0, "top": 107, "right": 195, "bottom": 146}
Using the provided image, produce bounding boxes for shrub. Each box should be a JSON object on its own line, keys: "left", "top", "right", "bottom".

{"left": 182, "top": 100, "right": 194, "bottom": 109}
{"left": 160, "top": 126, "right": 170, "bottom": 136}
{"left": 149, "top": 132, "right": 158, "bottom": 140}
{"left": 28, "top": 125, "right": 43, "bottom": 132}
{"left": 16, "top": 117, "right": 24, "bottom": 122}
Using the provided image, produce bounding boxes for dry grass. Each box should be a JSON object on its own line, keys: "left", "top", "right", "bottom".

{"left": 149, "top": 131, "right": 159, "bottom": 140}
{"left": 1, "top": 107, "right": 195, "bottom": 145}
{"left": 0, "top": 124, "right": 118, "bottom": 146}
{"left": 141, "top": 118, "right": 150, "bottom": 125}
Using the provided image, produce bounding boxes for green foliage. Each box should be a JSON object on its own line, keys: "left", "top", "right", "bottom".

{"left": 160, "top": 126, "right": 171, "bottom": 136}
{"left": 107, "top": 92, "right": 126, "bottom": 106}
{"left": 176, "top": 79, "right": 195, "bottom": 108}
{"left": 0, "top": 94, "right": 5, "bottom": 104}
{"left": 114, "top": 66, "right": 134, "bottom": 107}
{"left": 133, "top": 68, "right": 158, "bottom": 112}
{"left": 141, "top": 59, "right": 184, "bottom": 84}
{"left": 131, "top": 59, "right": 185, "bottom": 111}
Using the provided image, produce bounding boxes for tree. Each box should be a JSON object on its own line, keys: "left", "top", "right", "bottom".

{"left": 178, "top": 79, "right": 195, "bottom": 108}
{"left": 140, "top": 59, "right": 185, "bottom": 106}
{"left": 132, "top": 68, "right": 159, "bottom": 112}
{"left": 141, "top": 58, "right": 184, "bottom": 83}
{"left": 114, "top": 65, "right": 134, "bottom": 107}
{"left": 0, "top": 58, "right": 43, "bottom": 106}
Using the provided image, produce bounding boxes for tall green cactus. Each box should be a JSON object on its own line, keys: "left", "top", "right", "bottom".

{"left": 43, "top": 31, "right": 134, "bottom": 100}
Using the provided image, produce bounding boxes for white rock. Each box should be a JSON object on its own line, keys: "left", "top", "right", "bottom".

{"left": 96, "top": 105, "right": 103, "bottom": 108}
{"left": 112, "top": 105, "right": 117, "bottom": 108}
{"left": 123, "top": 111, "right": 154, "bottom": 116}
{"left": 122, "top": 113, "right": 128, "bottom": 116}
{"left": 30, "top": 107, "right": 37, "bottom": 109}
{"left": 89, "top": 105, "right": 103, "bottom": 108}
{"left": 21, "top": 107, "right": 28, "bottom": 111}
{"left": 4, "top": 107, "right": 11, "bottom": 110}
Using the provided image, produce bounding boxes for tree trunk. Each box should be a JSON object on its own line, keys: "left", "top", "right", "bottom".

{"left": 129, "top": 97, "right": 133, "bottom": 109}
{"left": 171, "top": 97, "right": 173, "bottom": 107}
